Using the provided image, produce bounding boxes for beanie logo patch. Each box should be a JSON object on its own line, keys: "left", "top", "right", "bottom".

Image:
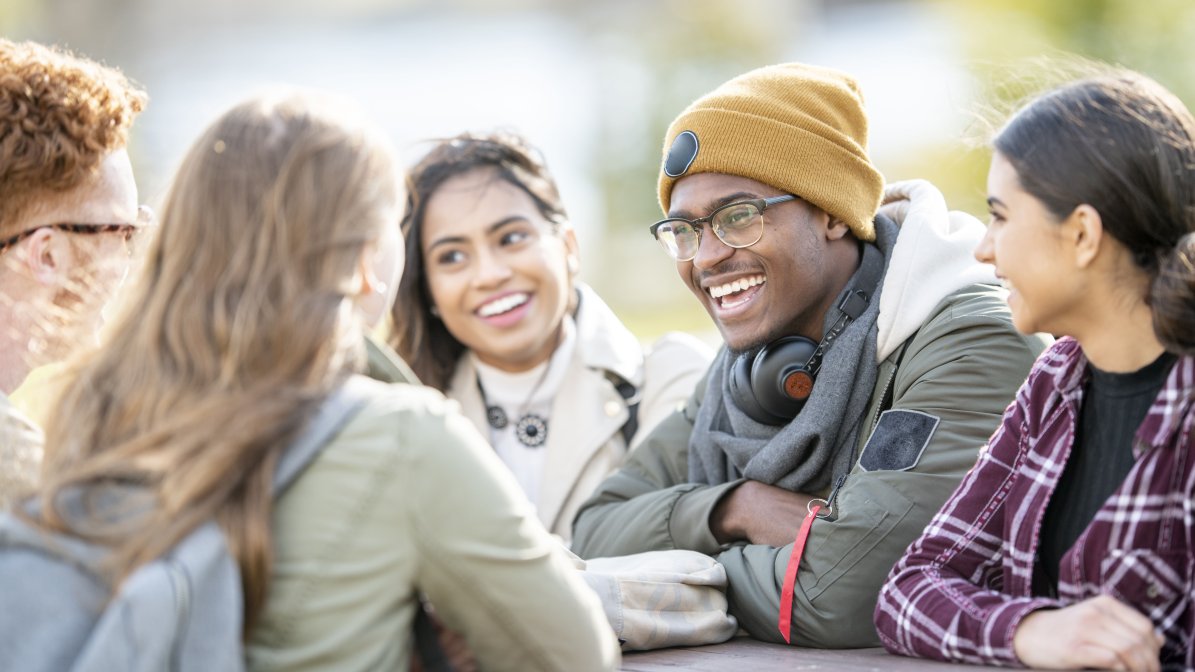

{"left": 664, "top": 130, "right": 699, "bottom": 178}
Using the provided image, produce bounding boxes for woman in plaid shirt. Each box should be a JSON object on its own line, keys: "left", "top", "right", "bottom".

{"left": 875, "top": 70, "right": 1195, "bottom": 671}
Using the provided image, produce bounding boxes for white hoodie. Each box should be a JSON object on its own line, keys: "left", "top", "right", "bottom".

{"left": 874, "top": 179, "right": 999, "bottom": 362}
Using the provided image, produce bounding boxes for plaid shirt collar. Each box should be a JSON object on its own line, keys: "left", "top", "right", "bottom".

{"left": 1140, "top": 354, "right": 1195, "bottom": 450}
{"left": 1049, "top": 336, "right": 1195, "bottom": 457}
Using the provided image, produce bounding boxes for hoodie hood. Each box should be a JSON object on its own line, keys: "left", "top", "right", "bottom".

{"left": 875, "top": 179, "right": 998, "bottom": 361}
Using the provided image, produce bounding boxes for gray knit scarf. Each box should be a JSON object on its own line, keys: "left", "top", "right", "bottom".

{"left": 688, "top": 215, "right": 897, "bottom": 493}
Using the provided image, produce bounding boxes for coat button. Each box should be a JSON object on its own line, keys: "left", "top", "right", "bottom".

{"left": 1147, "top": 584, "right": 1160, "bottom": 599}
{"left": 604, "top": 401, "right": 621, "bottom": 417}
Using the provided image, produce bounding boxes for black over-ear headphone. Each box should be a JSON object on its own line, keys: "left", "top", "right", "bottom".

{"left": 728, "top": 251, "right": 883, "bottom": 426}
{"left": 729, "top": 335, "right": 819, "bottom": 425}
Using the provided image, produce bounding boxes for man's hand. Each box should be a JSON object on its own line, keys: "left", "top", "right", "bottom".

{"left": 710, "top": 480, "right": 815, "bottom": 547}
{"left": 1013, "top": 595, "right": 1163, "bottom": 672}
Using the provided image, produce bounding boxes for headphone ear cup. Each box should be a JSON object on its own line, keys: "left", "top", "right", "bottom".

{"left": 749, "top": 336, "right": 818, "bottom": 423}
{"left": 730, "top": 352, "right": 778, "bottom": 425}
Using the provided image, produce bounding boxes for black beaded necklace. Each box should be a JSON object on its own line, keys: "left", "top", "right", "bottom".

{"left": 476, "top": 357, "right": 554, "bottom": 448}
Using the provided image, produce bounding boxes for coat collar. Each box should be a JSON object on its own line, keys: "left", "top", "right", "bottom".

{"left": 448, "top": 284, "right": 646, "bottom": 415}
{"left": 449, "top": 284, "right": 645, "bottom": 394}
{"left": 1047, "top": 337, "right": 1090, "bottom": 397}
{"left": 1135, "top": 352, "right": 1195, "bottom": 452}
{"left": 1044, "top": 337, "right": 1194, "bottom": 455}
{"left": 572, "top": 284, "right": 645, "bottom": 388}
{"left": 446, "top": 284, "right": 645, "bottom": 535}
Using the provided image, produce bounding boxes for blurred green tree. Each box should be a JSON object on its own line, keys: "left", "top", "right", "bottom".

{"left": 906, "top": 0, "right": 1195, "bottom": 220}
{"left": 578, "top": 0, "right": 800, "bottom": 340}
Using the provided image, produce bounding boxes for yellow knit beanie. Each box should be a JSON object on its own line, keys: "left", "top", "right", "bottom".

{"left": 658, "top": 62, "right": 884, "bottom": 242}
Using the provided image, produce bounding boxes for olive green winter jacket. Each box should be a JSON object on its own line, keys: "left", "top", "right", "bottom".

{"left": 572, "top": 282, "right": 1047, "bottom": 648}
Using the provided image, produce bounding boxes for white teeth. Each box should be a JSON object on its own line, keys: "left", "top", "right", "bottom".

{"left": 721, "top": 291, "right": 753, "bottom": 309}
{"left": 478, "top": 293, "right": 529, "bottom": 317}
{"left": 708, "top": 275, "right": 765, "bottom": 299}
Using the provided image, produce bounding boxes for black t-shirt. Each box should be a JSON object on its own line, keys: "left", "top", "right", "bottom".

{"left": 1032, "top": 351, "right": 1177, "bottom": 597}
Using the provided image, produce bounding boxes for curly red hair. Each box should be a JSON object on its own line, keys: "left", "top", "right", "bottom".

{"left": 0, "top": 40, "right": 147, "bottom": 236}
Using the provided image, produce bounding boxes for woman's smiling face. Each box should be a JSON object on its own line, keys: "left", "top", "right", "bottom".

{"left": 976, "top": 151, "right": 1078, "bottom": 336}
{"left": 421, "top": 168, "right": 576, "bottom": 373}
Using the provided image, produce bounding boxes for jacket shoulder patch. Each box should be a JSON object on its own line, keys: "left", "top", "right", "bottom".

{"left": 858, "top": 409, "right": 939, "bottom": 472}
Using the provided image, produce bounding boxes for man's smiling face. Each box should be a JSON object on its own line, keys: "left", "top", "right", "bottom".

{"left": 668, "top": 172, "right": 856, "bottom": 353}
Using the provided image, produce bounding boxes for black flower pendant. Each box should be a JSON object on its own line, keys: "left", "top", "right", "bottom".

{"left": 515, "top": 413, "right": 548, "bottom": 448}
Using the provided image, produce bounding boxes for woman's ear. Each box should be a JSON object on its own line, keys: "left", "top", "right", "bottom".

{"left": 353, "top": 244, "right": 392, "bottom": 329}
{"left": 563, "top": 226, "right": 580, "bottom": 277}
{"left": 356, "top": 221, "right": 403, "bottom": 298}
{"left": 353, "top": 247, "right": 382, "bottom": 296}
{"left": 1066, "top": 204, "right": 1104, "bottom": 269}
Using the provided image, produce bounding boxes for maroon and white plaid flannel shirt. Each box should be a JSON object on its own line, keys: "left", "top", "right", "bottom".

{"left": 875, "top": 337, "right": 1194, "bottom": 669}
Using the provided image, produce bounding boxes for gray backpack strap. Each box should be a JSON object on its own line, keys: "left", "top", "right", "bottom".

{"left": 0, "top": 376, "right": 376, "bottom": 672}
{"left": 273, "top": 376, "right": 373, "bottom": 494}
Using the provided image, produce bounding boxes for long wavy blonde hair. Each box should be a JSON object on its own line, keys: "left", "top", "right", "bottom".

{"left": 35, "top": 91, "right": 400, "bottom": 632}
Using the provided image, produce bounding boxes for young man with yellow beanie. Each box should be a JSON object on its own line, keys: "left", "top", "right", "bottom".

{"left": 571, "top": 63, "right": 1049, "bottom": 648}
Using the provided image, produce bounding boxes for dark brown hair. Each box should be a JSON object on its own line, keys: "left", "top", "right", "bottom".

{"left": 389, "top": 130, "right": 567, "bottom": 390}
{"left": 995, "top": 71, "right": 1195, "bottom": 354}
{"left": 0, "top": 40, "right": 146, "bottom": 236}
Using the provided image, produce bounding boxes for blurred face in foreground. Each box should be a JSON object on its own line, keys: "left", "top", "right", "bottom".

{"left": 1, "top": 148, "right": 143, "bottom": 361}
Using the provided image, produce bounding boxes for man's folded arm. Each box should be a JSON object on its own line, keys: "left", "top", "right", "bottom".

{"left": 719, "top": 305, "right": 1045, "bottom": 648}
{"left": 572, "top": 394, "right": 739, "bottom": 559}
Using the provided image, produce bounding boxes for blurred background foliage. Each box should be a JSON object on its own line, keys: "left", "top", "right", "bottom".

{"left": 4, "top": 0, "right": 1194, "bottom": 343}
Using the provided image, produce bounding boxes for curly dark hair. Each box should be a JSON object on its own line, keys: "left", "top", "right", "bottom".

{"left": 0, "top": 40, "right": 147, "bottom": 236}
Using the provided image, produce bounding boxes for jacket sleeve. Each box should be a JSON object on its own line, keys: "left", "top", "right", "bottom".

{"left": 716, "top": 295, "right": 1049, "bottom": 648}
{"left": 874, "top": 361, "right": 1063, "bottom": 666}
{"left": 410, "top": 400, "right": 620, "bottom": 672}
{"left": 571, "top": 372, "right": 743, "bottom": 559}
{"left": 0, "top": 396, "right": 43, "bottom": 510}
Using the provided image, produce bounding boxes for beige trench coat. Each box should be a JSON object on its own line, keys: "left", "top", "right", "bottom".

{"left": 448, "top": 285, "right": 711, "bottom": 542}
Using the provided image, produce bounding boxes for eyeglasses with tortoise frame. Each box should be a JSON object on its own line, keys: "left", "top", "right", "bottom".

{"left": 0, "top": 205, "right": 155, "bottom": 255}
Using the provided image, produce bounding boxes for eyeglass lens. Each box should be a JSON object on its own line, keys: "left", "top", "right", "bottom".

{"left": 656, "top": 201, "right": 765, "bottom": 261}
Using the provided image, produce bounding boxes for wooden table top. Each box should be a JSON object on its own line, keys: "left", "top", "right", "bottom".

{"left": 620, "top": 638, "right": 1018, "bottom": 671}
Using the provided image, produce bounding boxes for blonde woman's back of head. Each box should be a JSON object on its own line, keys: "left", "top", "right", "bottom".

{"left": 38, "top": 89, "right": 402, "bottom": 633}
{"left": 143, "top": 92, "right": 401, "bottom": 389}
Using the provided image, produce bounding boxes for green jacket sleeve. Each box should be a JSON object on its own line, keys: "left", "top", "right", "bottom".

{"left": 571, "top": 371, "right": 744, "bottom": 558}
{"left": 411, "top": 399, "right": 621, "bottom": 671}
{"left": 364, "top": 335, "right": 420, "bottom": 385}
{"left": 717, "top": 288, "right": 1048, "bottom": 648}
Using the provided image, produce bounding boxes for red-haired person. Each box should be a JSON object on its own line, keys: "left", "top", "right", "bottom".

{"left": 0, "top": 40, "right": 148, "bottom": 507}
